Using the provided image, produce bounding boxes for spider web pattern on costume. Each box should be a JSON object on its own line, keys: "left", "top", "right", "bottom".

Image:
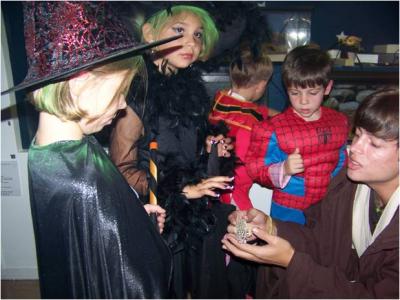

{"left": 246, "top": 107, "right": 349, "bottom": 210}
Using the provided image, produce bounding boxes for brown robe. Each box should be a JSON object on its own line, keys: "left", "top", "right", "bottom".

{"left": 256, "top": 169, "right": 399, "bottom": 299}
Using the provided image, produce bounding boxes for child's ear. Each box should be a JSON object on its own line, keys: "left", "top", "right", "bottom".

{"left": 142, "top": 23, "right": 155, "bottom": 43}
{"left": 260, "top": 80, "right": 268, "bottom": 88}
{"left": 256, "top": 80, "right": 268, "bottom": 91}
{"left": 324, "top": 80, "right": 334, "bottom": 95}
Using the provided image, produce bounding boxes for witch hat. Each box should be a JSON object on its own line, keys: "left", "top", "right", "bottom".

{"left": 1, "top": 1, "right": 182, "bottom": 95}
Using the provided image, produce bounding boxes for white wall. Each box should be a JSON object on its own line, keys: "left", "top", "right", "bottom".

{"left": 1, "top": 12, "right": 38, "bottom": 279}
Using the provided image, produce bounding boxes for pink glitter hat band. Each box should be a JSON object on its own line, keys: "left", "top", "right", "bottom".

{"left": 2, "top": 1, "right": 181, "bottom": 95}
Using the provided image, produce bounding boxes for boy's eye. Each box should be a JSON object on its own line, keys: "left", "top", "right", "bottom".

{"left": 309, "top": 90, "right": 320, "bottom": 95}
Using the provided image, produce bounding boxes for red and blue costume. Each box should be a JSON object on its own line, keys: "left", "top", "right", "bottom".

{"left": 245, "top": 106, "right": 349, "bottom": 224}
{"left": 209, "top": 90, "right": 268, "bottom": 210}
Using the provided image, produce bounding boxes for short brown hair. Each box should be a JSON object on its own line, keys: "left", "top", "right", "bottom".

{"left": 230, "top": 48, "right": 273, "bottom": 88}
{"left": 282, "top": 45, "right": 332, "bottom": 89}
{"left": 353, "top": 88, "right": 399, "bottom": 141}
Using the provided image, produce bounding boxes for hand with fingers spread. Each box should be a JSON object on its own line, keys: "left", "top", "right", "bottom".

{"left": 206, "top": 135, "right": 234, "bottom": 157}
{"left": 144, "top": 204, "right": 166, "bottom": 234}
{"left": 221, "top": 227, "right": 295, "bottom": 268}
{"left": 182, "top": 176, "right": 234, "bottom": 199}
{"left": 284, "top": 148, "right": 304, "bottom": 176}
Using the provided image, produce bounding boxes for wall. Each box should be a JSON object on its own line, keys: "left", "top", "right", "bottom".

{"left": 310, "top": 1, "right": 399, "bottom": 52}
{"left": 1, "top": 13, "right": 38, "bottom": 279}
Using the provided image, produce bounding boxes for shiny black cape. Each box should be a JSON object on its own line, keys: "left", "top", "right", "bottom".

{"left": 28, "top": 136, "right": 172, "bottom": 299}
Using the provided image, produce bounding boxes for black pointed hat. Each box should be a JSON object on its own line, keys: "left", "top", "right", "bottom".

{"left": 1, "top": 1, "right": 182, "bottom": 95}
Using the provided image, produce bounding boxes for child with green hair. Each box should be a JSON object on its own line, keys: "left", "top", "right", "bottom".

{"left": 142, "top": 5, "right": 219, "bottom": 65}
{"left": 110, "top": 4, "right": 238, "bottom": 298}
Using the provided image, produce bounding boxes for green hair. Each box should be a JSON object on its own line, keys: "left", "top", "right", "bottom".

{"left": 145, "top": 5, "right": 219, "bottom": 60}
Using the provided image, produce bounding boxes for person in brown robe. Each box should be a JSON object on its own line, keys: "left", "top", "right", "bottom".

{"left": 221, "top": 88, "right": 399, "bottom": 299}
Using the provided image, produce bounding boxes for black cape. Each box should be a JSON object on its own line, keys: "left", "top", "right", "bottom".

{"left": 28, "top": 136, "right": 172, "bottom": 299}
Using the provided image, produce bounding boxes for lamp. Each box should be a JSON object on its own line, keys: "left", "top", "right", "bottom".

{"left": 283, "top": 15, "right": 311, "bottom": 52}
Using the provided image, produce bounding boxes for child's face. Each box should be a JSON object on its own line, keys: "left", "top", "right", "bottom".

{"left": 154, "top": 12, "right": 203, "bottom": 72}
{"left": 74, "top": 70, "right": 129, "bottom": 135}
{"left": 287, "top": 82, "right": 332, "bottom": 121}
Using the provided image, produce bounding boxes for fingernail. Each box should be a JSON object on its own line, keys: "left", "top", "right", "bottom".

{"left": 225, "top": 185, "right": 234, "bottom": 189}
{"left": 229, "top": 176, "right": 235, "bottom": 180}
{"left": 220, "top": 139, "right": 225, "bottom": 144}
{"left": 215, "top": 193, "right": 220, "bottom": 197}
{"left": 223, "top": 145, "right": 228, "bottom": 149}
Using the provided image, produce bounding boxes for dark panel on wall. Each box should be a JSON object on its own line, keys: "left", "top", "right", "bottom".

{"left": 311, "top": 1, "right": 399, "bottom": 52}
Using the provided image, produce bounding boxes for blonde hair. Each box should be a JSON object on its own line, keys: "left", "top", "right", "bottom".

{"left": 30, "top": 56, "right": 144, "bottom": 121}
{"left": 230, "top": 47, "right": 273, "bottom": 88}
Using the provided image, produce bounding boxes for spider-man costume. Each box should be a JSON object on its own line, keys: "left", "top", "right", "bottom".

{"left": 246, "top": 106, "right": 349, "bottom": 224}
{"left": 209, "top": 90, "right": 269, "bottom": 210}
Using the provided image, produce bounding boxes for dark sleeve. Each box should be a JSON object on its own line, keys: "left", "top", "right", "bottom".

{"left": 274, "top": 169, "right": 350, "bottom": 251}
{"left": 273, "top": 170, "right": 399, "bottom": 298}
{"left": 109, "top": 106, "right": 148, "bottom": 195}
{"left": 285, "top": 249, "right": 398, "bottom": 298}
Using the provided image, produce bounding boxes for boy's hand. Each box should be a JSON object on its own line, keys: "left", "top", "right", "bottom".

{"left": 284, "top": 148, "right": 304, "bottom": 176}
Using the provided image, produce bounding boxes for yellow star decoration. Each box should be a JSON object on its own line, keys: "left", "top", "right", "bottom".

{"left": 336, "top": 31, "right": 348, "bottom": 42}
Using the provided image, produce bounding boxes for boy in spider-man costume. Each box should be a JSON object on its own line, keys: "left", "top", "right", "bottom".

{"left": 209, "top": 47, "right": 278, "bottom": 210}
{"left": 245, "top": 45, "right": 349, "bottom": 224}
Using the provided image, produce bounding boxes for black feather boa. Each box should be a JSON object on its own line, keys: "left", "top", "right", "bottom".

{"left": 129, "top": 56, "right": 236, "bottom": 253}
